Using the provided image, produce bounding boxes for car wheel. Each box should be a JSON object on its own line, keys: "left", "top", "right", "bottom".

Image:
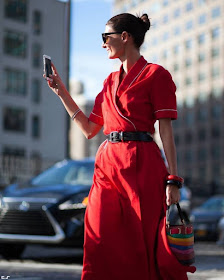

{"left": 0, "top": 244, "right": 26, "bottom": 259}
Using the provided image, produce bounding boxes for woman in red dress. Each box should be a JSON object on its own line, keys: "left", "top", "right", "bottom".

{"left": 45, "top": 13, "right": 196, "bottom": 280}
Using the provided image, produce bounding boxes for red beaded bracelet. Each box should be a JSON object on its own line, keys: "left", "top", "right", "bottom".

{"left": 167, "top": 175, "right": 184, "bottom": 184}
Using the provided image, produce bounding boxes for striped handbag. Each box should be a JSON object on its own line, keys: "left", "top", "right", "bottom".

{"left": 166, "top": 203, "right": 195, "bottom": 266}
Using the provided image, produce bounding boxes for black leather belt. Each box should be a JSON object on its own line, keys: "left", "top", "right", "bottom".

{"left": 107, "top": 131, "right": 153, "bottom": 143}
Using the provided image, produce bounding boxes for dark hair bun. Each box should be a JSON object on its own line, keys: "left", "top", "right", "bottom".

{"left": 138, "top": 14, "right": 151, "bottom": 32}
{"left": 107, "top": 13, "right": 150, "bottom": 48}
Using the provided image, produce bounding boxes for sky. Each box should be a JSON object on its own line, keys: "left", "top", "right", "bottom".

{"left": 70, "top": 0, "right": 114, "bottom": 99}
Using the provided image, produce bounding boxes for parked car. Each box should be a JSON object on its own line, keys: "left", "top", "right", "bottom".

{"left": 0, "top": 158, "right": 94, "bottom": 259}
{"left": 190, "top": 195, "right": 224, "bottom": 241}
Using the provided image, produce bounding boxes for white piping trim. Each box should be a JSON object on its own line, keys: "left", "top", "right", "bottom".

{"left": 154, "top": 109, "right": 177, "bottom": 113}
{"left": 113, "top": 86, "right": 137, "bottom": 131}
{"left": 113, "top": 62, "right": 148, "bottom": 131}
{"left": 128, "top": 62, "right": 148, "bottom": 88}
{"left": 91, "top": 112, "right": 103, "bottom": 118}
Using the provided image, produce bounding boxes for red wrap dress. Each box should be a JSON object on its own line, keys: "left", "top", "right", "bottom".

{"left": 81, "top": 56, "right": 196, "bottom": 280}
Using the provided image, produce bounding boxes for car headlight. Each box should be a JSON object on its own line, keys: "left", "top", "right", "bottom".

{"left": 58, "top": 192, "right": 89, "bottom": 210}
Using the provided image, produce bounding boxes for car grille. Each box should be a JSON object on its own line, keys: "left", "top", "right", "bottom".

{"left": 0, "top": 200, "right": 55, "bottom": 236}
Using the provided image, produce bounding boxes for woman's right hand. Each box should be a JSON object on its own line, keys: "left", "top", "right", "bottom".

{"left": 43, "top": 62, "right": 66, "bottom": 96}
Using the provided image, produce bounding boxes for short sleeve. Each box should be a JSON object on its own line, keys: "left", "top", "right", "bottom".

{"left": 88, "top": 90, "right": 104, "bottom": 126}
{"left": 151, "top": 68, "right": 177, "bottom": 120}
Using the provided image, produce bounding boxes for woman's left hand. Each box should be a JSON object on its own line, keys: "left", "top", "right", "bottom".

{"left": 166, "top": 185, "right": 180, "bottom": 206}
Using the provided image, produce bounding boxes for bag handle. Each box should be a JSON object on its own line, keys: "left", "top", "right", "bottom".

{"left": 166, "top": 203, "right": 185, "bottom": 225}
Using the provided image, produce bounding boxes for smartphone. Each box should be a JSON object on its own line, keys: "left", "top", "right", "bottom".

{"left": 43, "top": 54, "right": 52, "bottom": 80}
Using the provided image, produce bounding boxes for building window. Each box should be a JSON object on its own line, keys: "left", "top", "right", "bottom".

{"left": 4, "top": 0, "right": 27, "bottom": 22}
{"left": 151, "top": 54, "right": 159, "bottom": 63}
{"left": 175, "top": 81, "right": 180, "bottom": 89}
{"left": 211, "top": 47, "right": 219, "bottom": 58}
{"left": 186, "top": 20, "right": 193, "bottom": 30}
{"left": 163, "top": 0, "right": 169, "bottom": 6}
{"left": 211, "top": 146, "right": 220, "bottom": 160}
{"left": 198, "top": 128, "right": 206, "bottom": 141}
{"left": 198, "top": 52, "right": 205, "bottom": 62}
{"left": 173, "top": 118, "right": 180, "bottom": 129}
{"left": 133, "top": 0, "right": 139, "bottom": 7}
{"left": 211, "top": 27, "right": 220, "bottom": 39}
{"left": 198, "top": 14, "right": 206, "bottom": 24}
{"left": 153, "top": 20, "right": 158, "bottom": 29}
{"left": 198, "top": 0, "right": 206, "bottom": 6}
{"left": 32, "top": 43, "right": 41, "bottom": 67}
{"left": 173, "top": 44, "right": 180, "bottom": 54}
{"left": 32, "top": 115, "right": 40, "bottom": 138}
{"left": 4, "top": 30, "right": 27, "bottom": 58}
{"left": 185, "top": 112, "right": 194, "bottom": 126}
{"left": 198, "top": 166, "right": 206, "bottom": 180}
{"left": 212, "top": 67, "right": 220, "bottom": 78}
{"left": 198, "top": 72, "right": 206, "bottom": 81}
{"left": 185, "top": 77, "right": 192, "bottom": 86}
{"left": 163, "top": 49, "right": 169, "bottom": 59}
{"left": 3, "top": 68, "right": 27, "bottom": 96}
{"left": 174, "top": 135, "right": 180, "bottom": 146}
{"left": 150, "top": 2, "right": 162, "bottom": 13}
{"left": 197, "top": 108, "right": 207, "bottom": 122}
{"left": 185, "top": 95, "right": 195, "bottom": 107}
{"left": 198, "top": 148, "right": 207, "bottom": 161}
{"left": 186, "top": 2, "right": 193, "bottom": 12}
{"left": 212, "top": 87, "right": 222, "bottom": 97}
{"left": 3, "top": 107, "right": 26, "bottom": 132}
{"left": 198, "top": 91, "right": 208, "bottom": 102}
{"left": 152, "top": 37, "right": 158, "bottom": 46}
{"left": 185, "top": 39, "right": 193, "bottom": 49}
{"left": 184, "top": 131, "right": 193, "bottom": 144}
{"left": 211, "top": 125, "right": 220, "bottom": 138}
{"left": 211, "top": 104, "right": 222, "bottom": 120}
{"left": 174, "top": 8, "right": 181, "bottom": 18}
{"left": 185, "top": 58, "right": 192, "bottom": 67}
{"left": 212, "top": 7, "right": 221, "bottom": 19}
{"left": 32, "top": 79, "right": 41, "bottom": 103}
{"left": 198, "top": 33, "right": 205, "bottom": 44}
{"left": 152, "top": 54, "right": 159, "bottom": 63}
{"left": 177, "top": 153, "right": 181, "bottom": 163}
{"left": 185, "top": 150, "right": 193, "bottom": 163}
{"left": 162, "top": 31, "right": 169, "bottom": 41}
{"left": 173, "top": 63, "right": 179, "bottom": 72}
{"left": 163, "top": 14, "right": 169, "bottom": 23}
{"left": 3, "top": 146, "right": 25, "bottom": 157}
{"left": 174, "top": 26, "right": 181, "bottom": 36}
{"left": 33, "top": 10, "right": 42, "bottom": 35}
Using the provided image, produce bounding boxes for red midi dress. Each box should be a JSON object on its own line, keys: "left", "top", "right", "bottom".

{"left": 81, "top": 56, "right": 196, "bottom": 280}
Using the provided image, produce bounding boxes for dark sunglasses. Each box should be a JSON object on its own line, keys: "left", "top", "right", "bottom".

{"left": 102, "top": 32, "right": 122, "bottom": 44}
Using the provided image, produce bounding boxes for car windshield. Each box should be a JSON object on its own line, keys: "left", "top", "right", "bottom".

{"left": 201, "top": 197, "right": 224, "bottom": 211}
{"left": 31, "top": 160, "right": 94, "bottom": 186}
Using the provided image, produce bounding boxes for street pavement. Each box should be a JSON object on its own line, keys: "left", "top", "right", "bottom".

{"left": 0, "top": 242, "right": 223, "bottom": 279}
{"left": 188, "top": 242, "right": 224, "bottom": 280}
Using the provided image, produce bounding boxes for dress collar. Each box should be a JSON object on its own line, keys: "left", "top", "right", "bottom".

{"left": 117, "top": 56, "right": 148, "bottom": 96}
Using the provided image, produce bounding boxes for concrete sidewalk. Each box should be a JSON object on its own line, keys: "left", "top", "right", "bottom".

{"left": 188, "top": 242, "right": 224, "bottom": 280}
